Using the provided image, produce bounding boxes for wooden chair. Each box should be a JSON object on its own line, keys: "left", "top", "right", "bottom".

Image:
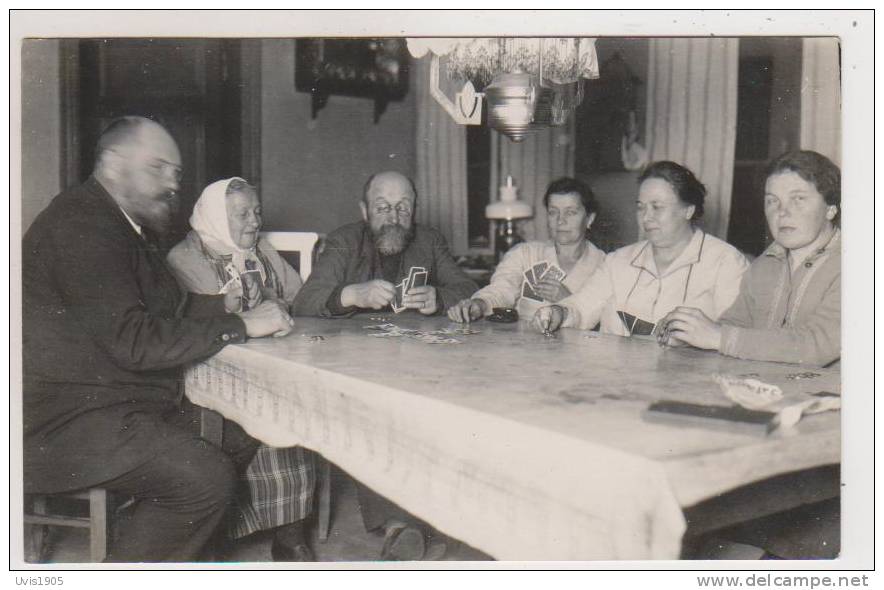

{"left": 260, "top": 231, "right": 320, "bottom": 281}
{"left": 201, "top": 230, "right": 332, "bottom": 543}
{"left": 24, "top": 488, "right": 111, "bottom": 562}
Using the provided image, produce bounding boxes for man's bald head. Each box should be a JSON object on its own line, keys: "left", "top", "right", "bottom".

{"left": 95, "top": 116, "right": 179, "bottom": 171}
{"left": 93, "top": 116, "right": 183, "bottom": 234}
{"left": 362, "top": 171, "right": 416, "bottom": 205}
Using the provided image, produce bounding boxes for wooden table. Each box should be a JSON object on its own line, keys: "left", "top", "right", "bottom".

{"left": 185, "top": 316, "right": 840, "bottom": 560}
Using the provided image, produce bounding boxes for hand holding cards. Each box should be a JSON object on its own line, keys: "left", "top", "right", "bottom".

{"left": 521, "top": 261, "right": 567, "bottom": 303}
{"left": 394, "top": 266, "right": 436, "bottom": 315}
{"left": 340, "top": 279, "right": 397, "bottom": 309}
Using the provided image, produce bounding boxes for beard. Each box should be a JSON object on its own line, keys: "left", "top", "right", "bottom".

{"left": 133, "top": 193, "right": 178, "bottom": 235}
{"left": 372, "top": 222, "right": 414, "bottom": 256}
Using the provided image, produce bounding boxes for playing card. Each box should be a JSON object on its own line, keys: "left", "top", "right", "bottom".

{"left": 404, "top": 266, "right": 426, "bottom": 290}
{"left": 524, "top": 268, "right": 536, "bottom": 286}
{"left": 617, "top": 310, "right": 656, "bottom": 336}
{"left": 392, "top": 279, "right": 407, "bottom": 313}
{"left": 410, "top": 270, "right": 428, "bottom": 290}
{"left": 631, "top": 318, "right": 657, "bottom": 336}
{"left": 405, "top": 267, "right": 417, "bottom": 289}
{"left": 416, "top": 334, "right": 460, "bottom": 344}
{"left": 521, "top": 280, "right": 544, "bottom": 302}
{"left": 541, "top": 264, "right": 566, "bottom": 283}
{"left": 531, "top": 262, "right": 550, "bottom": 283}
{"left": 617, "top": 310, "right": 638, "bottom": 334}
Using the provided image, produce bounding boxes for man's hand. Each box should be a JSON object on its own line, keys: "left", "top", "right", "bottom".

{"left": 340, "top": 280, "right": 396, "bottom": 309}
{"left": 447, "top": 298, "right": 487, "bottom": 323}
{"left": 237, "top": 299, "right": 295, "bottom": 338}
{"left": 404, "top": 285, "right": 438, "bottom": 315}
{"left": 534, "top": 278, "right": 571, "bottom": 303}
{"left": 532, "top": 305, "right": 566, "bottom": 334}
{"left": 657, "top": 307, "right": 722, "bottom": 350}
{"left": 223, "top": 282, "right": 244, "bottom": 313}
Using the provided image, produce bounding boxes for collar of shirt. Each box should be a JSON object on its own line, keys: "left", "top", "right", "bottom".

{"left": 787, "top": 227, "right": 840, "bottom": 272}
{"left": 629, "top": 229, "right": 705, "bottom": 278}
{"left": 118, "top": 206, "right": 143, "bottom": 236}
{"left": 764, "top": 227, "right": 841, "bottom": 268}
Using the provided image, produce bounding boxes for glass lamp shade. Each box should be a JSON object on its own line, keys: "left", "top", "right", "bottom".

{"left": 486, "top": 200, "right": 533, "bottom": 220}
{"left": 484, "top": 72, "right": 538, "bottom": 142}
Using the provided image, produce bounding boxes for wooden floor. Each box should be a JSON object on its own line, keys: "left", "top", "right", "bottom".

{"left": 30, "top": 465, "right": 491, "bottom": 564}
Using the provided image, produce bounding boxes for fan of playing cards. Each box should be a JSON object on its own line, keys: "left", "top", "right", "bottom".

{"left": 521, "top": 261, "right": 566, "bottom": 303}
{"left": 393, "top": 266, "right": 429, "bottom": 313}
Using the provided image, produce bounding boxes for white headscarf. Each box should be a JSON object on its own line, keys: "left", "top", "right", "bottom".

{"left": 189, "top": 177, "right": 261, "bottom": 275}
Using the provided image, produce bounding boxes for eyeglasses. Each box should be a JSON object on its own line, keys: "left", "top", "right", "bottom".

{"left": 372, "top": 203, "right": 412, "bottom": 217}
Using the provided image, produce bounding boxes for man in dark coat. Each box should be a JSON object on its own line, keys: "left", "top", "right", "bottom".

{"left": 22, "top": 116, "right": 294, "bottom": 562}
{"left": 292, "top": 171, "right": 478, "bottom": 560}
{"left": 293, "top": 171, "right": 477, "bottom": 317}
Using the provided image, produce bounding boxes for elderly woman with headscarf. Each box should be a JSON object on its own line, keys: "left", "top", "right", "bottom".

{"left": 533, "top": 161, "right": 749, "bottom": 337}
{"left": 167, "top": 177, "right": 315, "bottom": 561}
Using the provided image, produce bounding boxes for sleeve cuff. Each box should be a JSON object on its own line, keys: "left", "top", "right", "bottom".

{"left": 560, "top": 304, "right": 579, "bottom": 329}
{"left": 215, "top": 315, "right": 247, "bottom": 346}
{"left": 719, "top": 324, "right": 741, "bottom": 357}
{"left": 325, "top": 285, "right": 359, "bottom": 317}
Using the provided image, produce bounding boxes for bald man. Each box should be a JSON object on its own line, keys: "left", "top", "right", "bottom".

{"left": 293, "top": 171, "right": 477, "bottom": 318}
{"left": 23, "top": 117, "right": 294, "bottom": 562}
{"left": 292, "top": 171, "right": 477, "bottom": 559}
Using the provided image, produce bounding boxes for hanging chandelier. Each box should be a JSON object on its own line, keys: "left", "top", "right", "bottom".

{"left": 407, "top": 38, "right": 599, "bottom": 142}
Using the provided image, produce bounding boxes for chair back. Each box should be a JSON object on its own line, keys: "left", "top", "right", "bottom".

{"left": 260, "top": 231, "right": 320, "bottom": 280}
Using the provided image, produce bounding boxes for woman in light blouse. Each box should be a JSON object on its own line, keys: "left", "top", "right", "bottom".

{"left": 534, "top": 161, "right": 749, "bottom": 336}
{"left": 448, "top": 177, "right": 606, "bottom": 323}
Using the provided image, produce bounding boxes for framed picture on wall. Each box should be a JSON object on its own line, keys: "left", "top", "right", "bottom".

{"left": 295, "top": 38, "right": 410, "bottom": 123}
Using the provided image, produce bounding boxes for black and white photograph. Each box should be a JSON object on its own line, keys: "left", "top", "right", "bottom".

{"left": 9, "top": 9, "right": 875, "bottom": 579}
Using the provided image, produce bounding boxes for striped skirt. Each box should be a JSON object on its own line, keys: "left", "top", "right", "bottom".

{"left": 229, "top": 444, "right": 317, "bottom": 538}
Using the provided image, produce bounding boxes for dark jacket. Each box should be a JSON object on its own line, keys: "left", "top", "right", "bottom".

{"left": 292, "top": 221, "right": 478, "bottom": 317}
{"left": 22, "top": 177, "right": 246, "bottom": 492}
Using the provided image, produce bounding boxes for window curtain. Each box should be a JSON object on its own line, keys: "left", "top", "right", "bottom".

{"left": 645, "top": 38, "right": 739, "bottom": 240}
{"left": 800, "top": 38, "right": 841, "bottom": 165}
{"left": 496, "top": 121, "right": 576, "bottom": 242}
{"left": 414, "top": 55, "right": 470, "bottom": 255}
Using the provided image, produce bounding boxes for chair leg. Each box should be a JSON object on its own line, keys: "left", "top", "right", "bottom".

{"left": 317, "top": 460, "right": 332, "bottom": 543}
{"left": 25, "top": 496, "right": 49, "bottom": 563}
{"left": 88, "top": 489, "right": 109, "bottom": 562}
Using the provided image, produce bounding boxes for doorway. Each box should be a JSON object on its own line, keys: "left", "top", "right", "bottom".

{"left": 62, "top": 38, "right": 257, "bottom": 247}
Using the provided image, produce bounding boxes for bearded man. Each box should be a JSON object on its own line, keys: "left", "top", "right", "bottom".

{"left": 291, "top": 171, "right": 476, "bottom": 559}
{"left": 22, "top": 116, "right": 294, "bottom": 562}
{"left": 292, "top": 170, "right": 477, "bottom": 318}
